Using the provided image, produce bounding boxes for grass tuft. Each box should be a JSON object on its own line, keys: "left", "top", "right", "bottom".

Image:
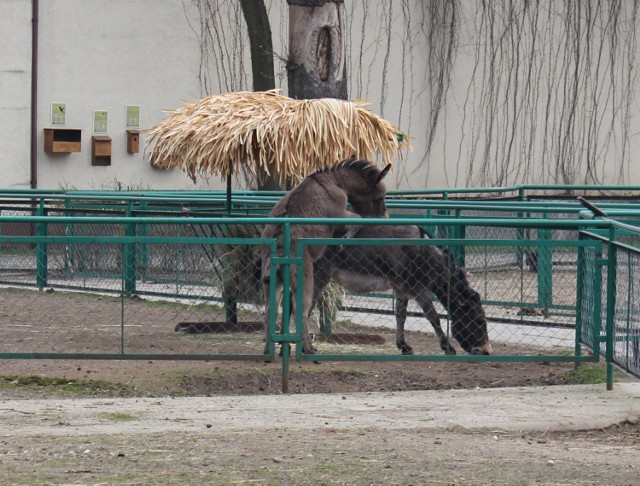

{"left": 556, "top": 365, "right": 607, "bottom": 385}
{"left": 0, "top": 374, "right": 135, "bottom": 397}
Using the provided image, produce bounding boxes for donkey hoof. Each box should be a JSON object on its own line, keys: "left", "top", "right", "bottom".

{"left": 400, "top": 346, "right": 414, "bottom": 355}
{"left": 444, "top": 346, "right": 457, "bottom": 355}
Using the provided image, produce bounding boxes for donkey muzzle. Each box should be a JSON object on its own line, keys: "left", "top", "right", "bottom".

{"left": 470, "top": 341, "right": 493, "bottom": 355}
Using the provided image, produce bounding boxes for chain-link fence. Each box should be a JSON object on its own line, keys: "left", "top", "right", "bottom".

{"left": 0, "top": 213, "right": 271, "bottom": 358}
{"left": 2, "top": 192, "right": 639, "bottom": 389}
{"left": 595, "top": 229, "right": 640, "bottom": 379}
{"left": 612, "top": 246, "right": 640, "bottom": 376}
{"left": 292, "top": 220, "right": 601, "bottom": 361}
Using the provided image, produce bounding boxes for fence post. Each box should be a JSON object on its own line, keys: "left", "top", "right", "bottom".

{"left": 537, "top": 226, "right": 552, "bottom": 315}
{"left": 319, "top": 304, "right": 334, "bottom": 337}
{"left": 280, "top": 223, "right": 292, "bottom": 393}
{"left": 224, "top": 295, "right": 238, "bottom": 325}
{"left": 35, "top": 199, "right": 47, "bottom": 290}
{"left": 137, "top": 200, "right": 149, "bottom": 281}
{"left": 605, "top": 229, "right": 617, "bottom": 390}
{"left": 63, "top": 198, "right": 75, "bottom": 277}
{"left": 575, "top": 237, "right": 586, "bottom": 367}
{"left": 123, "top": 202, "right": 136, "bottom": 295}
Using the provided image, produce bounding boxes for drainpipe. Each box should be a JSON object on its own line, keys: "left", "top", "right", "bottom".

{"left": 30, "top": 0, "right": 39, "bottom": 189}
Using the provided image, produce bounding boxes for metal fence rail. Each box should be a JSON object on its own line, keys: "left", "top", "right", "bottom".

{"left": 0, "top": 211, "right": 620, "bottom": 390}
{"left": 612, "top": 246, "right": 640, "bottom": 377}
{"left": 0, "top": 214, "right": 274, "bottom": 362}
{"left": 2, "top": 190, "right": 640, "bottom": 390}
{"left": 578, "top": 211, "right": 640, "bottom": 382}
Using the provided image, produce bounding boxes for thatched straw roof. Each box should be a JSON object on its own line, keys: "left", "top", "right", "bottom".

{"left": 145, "top": 90, "right": 411, "bottom": 184}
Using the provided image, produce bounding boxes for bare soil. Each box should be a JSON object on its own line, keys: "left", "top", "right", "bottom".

{"left": 0, "top": 357, "right": 578, "bottom": 399}
{"left": 0, "top": 389, "right": 638, "bottom": 485}
{"left": 1, "top": 287, "right": 639, "bottom": 485}
{"left": 0, "top": 286, "right": 584, "bottom": 398}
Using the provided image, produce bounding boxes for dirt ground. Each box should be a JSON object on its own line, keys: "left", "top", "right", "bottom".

{"left": 0, "top": 287, "right": 590, "bottom": 398}
{"left": 0, "top": 387, "right": 639, "bottom": 485}
{"left": 1, "top": 287, "right": 639, "bottom": 485}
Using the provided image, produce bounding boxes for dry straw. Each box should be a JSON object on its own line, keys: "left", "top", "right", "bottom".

{"left": 145, "top": 90, "right": 411, "bottom": 184}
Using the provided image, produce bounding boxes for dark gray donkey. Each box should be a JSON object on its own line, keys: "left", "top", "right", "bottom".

{"left": 261, "top": 157, "right": 391, "bottom": 355}
{"left": 311, "top": 224, "right": 492, "bottom": 356}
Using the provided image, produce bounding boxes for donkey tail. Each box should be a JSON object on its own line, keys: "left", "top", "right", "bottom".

{"left": 257, "top": 255, "right": 283, "bottom": 285}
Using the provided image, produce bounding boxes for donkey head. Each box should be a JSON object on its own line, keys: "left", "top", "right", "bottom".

{"left": 450, "top": 287, "right": 491, "bottom": 355}
{"left": 346, "top": 161, "right": 391, "bottom": 218}
{"left": 443, "top": 251, "right": 492, "bottom": 355}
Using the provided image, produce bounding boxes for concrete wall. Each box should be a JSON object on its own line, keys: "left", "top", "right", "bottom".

{"left": 35, "top": 0, "right": 214, "bottom": 191}
{"left": 1, "top": 1, "right": 639, "bottom": 192}
{"left": 4, "top": 0, "right": 418, "bottom": 192}
{"left": 0, "top": 0, "right": 32, "bottom": 189}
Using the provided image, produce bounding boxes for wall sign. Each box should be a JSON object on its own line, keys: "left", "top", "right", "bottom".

{"left": 93, "top": 110, "right": 108, "bottom": 133}
{"left": 125, "top": 105, "right": 141, "bottom": 128}
{"left": 51, "top": 102, "right": 66, "bottom": 125}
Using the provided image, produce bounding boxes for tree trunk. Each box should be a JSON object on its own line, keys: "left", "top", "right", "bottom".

{"left": 287, "top": 0, "right": 347, "bottom": 100}
{"left": 239, "top": 0, "right": 281, "bottom": 190}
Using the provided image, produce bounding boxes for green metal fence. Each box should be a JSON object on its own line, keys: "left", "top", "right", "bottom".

{"left": 1, "top": 189, "right": 639, "bottom": 391}
{"left": 578, "top": 211, "right": 640, "bottom": 383}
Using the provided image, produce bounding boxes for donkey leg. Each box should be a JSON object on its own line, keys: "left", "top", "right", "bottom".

{"left": 287, "top": 259, "right": 316, "bottom": 355}
{"left": 262, "top": 268, "right": 271, "bottom": 355}
{"left": 262, "top": 274, "right": 283, "bottom": 355}
{"left": 309, "top": 252, "right": 334, "bottom": 316}
{"left": 415, "top": 293, "right": 456, "bottom": 355}
{"left": 394, "top": 295, "right": 414, "bottom": 355}
{"left": 298, "top": 257, "right": 316, "bottom": 355}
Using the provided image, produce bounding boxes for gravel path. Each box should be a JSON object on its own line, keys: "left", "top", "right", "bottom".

{"left": 1, "top": 383, "right": 639, "bottom": 485}
{"left": 2, "top": 383, "right": 639, "bottom": 437}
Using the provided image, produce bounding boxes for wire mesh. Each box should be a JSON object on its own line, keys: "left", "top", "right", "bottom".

{"left": 612, "top": 246, "right": 640, "bottom": 376}
{"left": 298, "top": 224, "right": 593, "bottom": 359}
{"left": 0, "top": 218, "right": 267, "bottom": 357}
{"left": 0, "top": 205, "right": 616, "bottom": 372}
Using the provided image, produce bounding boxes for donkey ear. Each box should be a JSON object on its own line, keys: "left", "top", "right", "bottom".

{"left": 375, "top": 164, "right": 392, "bottom": 184}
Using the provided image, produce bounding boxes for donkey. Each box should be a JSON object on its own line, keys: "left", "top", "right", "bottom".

{"left": 311, "top": 224, "right": 492, "bottom": 356}
{"left": 260, "top": 157, "right": 391, "bottom": 355}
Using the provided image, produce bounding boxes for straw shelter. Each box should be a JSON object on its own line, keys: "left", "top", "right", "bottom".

{"left": 145, "top": 90, "right": 411, "bottom": 186}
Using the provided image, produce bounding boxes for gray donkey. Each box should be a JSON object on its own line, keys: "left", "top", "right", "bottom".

{"left": 261, "top": 157, "right": 391, "bottom": 355}
{"left": 311, "top": 224, "right": 492, "bottom": 356}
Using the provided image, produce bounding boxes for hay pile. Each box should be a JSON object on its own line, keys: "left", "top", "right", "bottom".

{"left": 145, "top": 90, "right": 410, "bottom": 184}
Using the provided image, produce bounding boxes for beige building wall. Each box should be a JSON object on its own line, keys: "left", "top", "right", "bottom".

{"left": 0, "top": 0, "right": 32, "bottom": 189}
{"left": 1, "top": 1, "right": 639, "bottom": 192}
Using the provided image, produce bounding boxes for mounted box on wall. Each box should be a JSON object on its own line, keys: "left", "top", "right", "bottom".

{"left": 91, "top": 135, "right": 112, "bottom": 166}
{"left": 126, "top": 130, "right": 140, "bottom": 154}
{"left": 44, "top": 128, "right": 82, "bottom": 153}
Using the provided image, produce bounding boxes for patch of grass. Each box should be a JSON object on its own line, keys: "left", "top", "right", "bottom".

{"left": 330, "top": 367, "right": 350, "bottom": 374}
{"left": 98, "top": 412, "right": 137, "bottom": 422}
{"left": 328, "top": 367, "right": 367, "bottom": 378}
{"left": 0, "top": 374, "right": 135, "bottom": 397}
{"left": 556, "top": 364, "right": 607, "bottom": 385}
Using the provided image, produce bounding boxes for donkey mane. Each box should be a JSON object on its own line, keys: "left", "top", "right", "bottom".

{"left": 313, "top": 157, "right": 384, "bottom": 183}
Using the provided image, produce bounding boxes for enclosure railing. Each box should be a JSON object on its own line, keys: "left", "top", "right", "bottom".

{"left": 3, "top": 183, "right": 640, "bottom": 220}
{"left": 1, "top": 209, "right": 631, "bottom": 391}
{"left": 0, "top": 203, "right": 611, "bottom": 322}
{"left": 578, "top": 209, "right": 640, "bottom": 384}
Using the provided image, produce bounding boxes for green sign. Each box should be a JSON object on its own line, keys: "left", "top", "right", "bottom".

{"left": 126, "top": 105, "right": 141, "bottom": 127}
{"left": 93, "top": 111, "right": 108, "bottom": 133}
{"left": 51, "top": 103, "right": 66, "bottom": 125}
